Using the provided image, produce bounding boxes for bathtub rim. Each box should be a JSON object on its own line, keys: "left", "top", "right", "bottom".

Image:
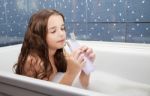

{"left": 0, "top": 71, "right": 108, "bottom": 96}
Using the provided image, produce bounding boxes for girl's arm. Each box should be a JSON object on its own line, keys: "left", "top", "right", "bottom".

{"left": 59, "top": 49, "right": 85, "bottom": 85}
{"left": 59, "top": 71, "right": 79, "bottom": 85}
{"left": 59, "top": 56, "right": 81, "bottom": 85}
{"left": 79, "top": 46, "right": 95, "bottom": 89}
{"left": 79, "top": 70, "right": 90, "bottom": 89}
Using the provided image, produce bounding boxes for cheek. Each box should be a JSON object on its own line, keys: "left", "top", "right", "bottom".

{"left": 46, "top": 34, "right": 55, "bottom": 45}
{"left": 46, "top": 38, "right": 56, "bottom": 48}
{"left": 63, "top": 31, "right": 67, "bottom": 39}
{"left": 64, "top": 33, "right": 67, "bottom": 39}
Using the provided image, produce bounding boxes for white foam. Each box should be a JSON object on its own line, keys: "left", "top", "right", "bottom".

{"left": 88, "top": 71, "right": 150, "bottom": 95}
{"left": 113, "top": 88, "right": 150, "bottom": 96}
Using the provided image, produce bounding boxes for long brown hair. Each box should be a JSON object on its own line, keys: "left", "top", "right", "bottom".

{"left": 14, "top": 9, "right": 67, "bottom": 79}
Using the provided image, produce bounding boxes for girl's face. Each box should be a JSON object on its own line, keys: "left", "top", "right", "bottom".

{"left": 46, "top": 15, "right": 66, "bottom": 50}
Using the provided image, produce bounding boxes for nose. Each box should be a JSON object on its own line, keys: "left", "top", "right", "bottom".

{"left": 58, "top": 29, "right": 65, "bottom": 37}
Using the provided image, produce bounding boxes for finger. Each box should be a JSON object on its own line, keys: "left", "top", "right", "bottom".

{"left": 88, "top": 53, "right": 96, "bottom": 62}
{"left": 80, "top": 45, "right": 88, "bottom": 52}
{"left": 85, "top": 48, "right": 93, "bottom": 56}
{"left": 73, "top": 49, "right": 82, "bottom": 60}
{"left": 77, "top": 53, "right": 84, "bottom": 64}
{"left": 80, "top": 59, "right": 86, "bottom": 68}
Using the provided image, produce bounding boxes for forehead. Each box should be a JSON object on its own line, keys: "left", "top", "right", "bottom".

{"left": 47, "top": 15, "right": 64, "bottom": 28}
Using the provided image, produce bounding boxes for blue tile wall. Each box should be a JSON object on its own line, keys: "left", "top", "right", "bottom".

{"left": 127, "top": 23, "right": 150, "bottom": 43}
{"left": 0, "top": 0, "right": 150, "bottom": 46}
{"left": 127, "top": 0, "right": 150, "bottom": 22}
{"left": 87, "top": 0, "right": 127, "bottom": 22}
{"left": 56, "top": 0, "right": 87, "bottom": 22}
{"left": 0, "top": 0, "right": 6, "bottom": 24}
{"left": 87, "top": 23, "right": 126, "bottom": 41}
{"left": 28, "top": 0, "right": 55, "bottom": 15}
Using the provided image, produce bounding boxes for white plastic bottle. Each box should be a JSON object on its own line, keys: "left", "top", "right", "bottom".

{"left": 65, "top": 33, "right": 94, "bottom": 75}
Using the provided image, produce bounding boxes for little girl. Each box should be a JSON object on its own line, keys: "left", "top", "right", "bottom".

{"left": 14, "top": 9, "right": 95, "bottom": 89}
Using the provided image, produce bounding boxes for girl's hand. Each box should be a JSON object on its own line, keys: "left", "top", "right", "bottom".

{"left": 80, "top": 45, "right": 95, "bottom": 63}
{"left": 66, "top": 48, "right": 86, "bottom": 75}
{"left": 79, "top": 45, "right": 95, "bottom": 88}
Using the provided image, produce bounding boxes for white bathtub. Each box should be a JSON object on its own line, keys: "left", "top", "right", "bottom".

{"left": 0, "top": 41, "right": 150, "bottom": 96}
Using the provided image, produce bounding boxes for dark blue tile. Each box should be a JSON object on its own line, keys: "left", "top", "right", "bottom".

{"left": 7, "top": 22, "right": 27, "bottom": 37}
{"left": 65, "top": 22, "right": 87, "bottom": 40}
{"left": 55, "top": 0, "right": 86, "bottom": 22}
{"left": 0, "top": 24, "right": 9, "bottom": 36}
{"left": 126, "top": 0, "right": 150, "bottom": 22}
{"left": 28, "top": 0, "right": 55, "bottom": 16}
{"left": 0, "top": 24, "right": 23, "bottom": 46}
{"left": 126, "top": 23, "right": 150, "bottom": 43}
{"left": 87, "top": 23, "right": 126, "bottom": 41}
{"left": 0, "top": 0, "right": 6, "bottom": 24}
{"left": 6, "top": 0, "right": 29, "bottom": 24}
{"left": 87, "top": 0, "right": 126, "bottom": 22}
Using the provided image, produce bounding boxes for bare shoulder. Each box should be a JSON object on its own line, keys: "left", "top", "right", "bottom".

{"left": 25, "top": 55, "right": 39, "bottom": 69}
{"left": 23, "top": 55, "right": 44, "bottom": 77}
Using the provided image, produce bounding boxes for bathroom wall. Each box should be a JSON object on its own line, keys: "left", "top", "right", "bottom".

{"left": 0, "top": 0, "right": 150, "bottom": 46}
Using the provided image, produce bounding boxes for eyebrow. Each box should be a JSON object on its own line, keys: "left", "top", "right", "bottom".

{"left": 48, "top": 24, "right": 65, "bottom": 30}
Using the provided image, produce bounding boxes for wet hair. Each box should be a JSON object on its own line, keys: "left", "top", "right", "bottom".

{"left": 14, "top": 9, "right": 67, "bottom": 79}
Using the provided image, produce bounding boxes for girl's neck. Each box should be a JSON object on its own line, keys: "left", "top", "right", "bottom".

{"left": 48, "top": 49, "right": 57, "bottom": 73}
{"left": 48, "top": 48, "right": 56, "bottom": 59}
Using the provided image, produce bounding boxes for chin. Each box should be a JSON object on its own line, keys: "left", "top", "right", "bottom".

{"left": 57, "top": 46, "right": 64, "bottom": 49}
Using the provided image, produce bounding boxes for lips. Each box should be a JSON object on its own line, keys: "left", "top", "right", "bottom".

{"left": 57, "top": 39, "right": 65, "bottom": 43}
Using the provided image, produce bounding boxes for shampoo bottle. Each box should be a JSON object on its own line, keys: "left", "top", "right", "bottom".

{"left": 65, "top": 33, "right": 94, "bottom": 75}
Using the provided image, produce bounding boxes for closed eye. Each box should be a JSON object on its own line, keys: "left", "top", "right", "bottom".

{"left": 51, "top": 29, "right": 56, "bottom": 33}
{"left": 61, "top": 27, "right": 65, "bottom": 31}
